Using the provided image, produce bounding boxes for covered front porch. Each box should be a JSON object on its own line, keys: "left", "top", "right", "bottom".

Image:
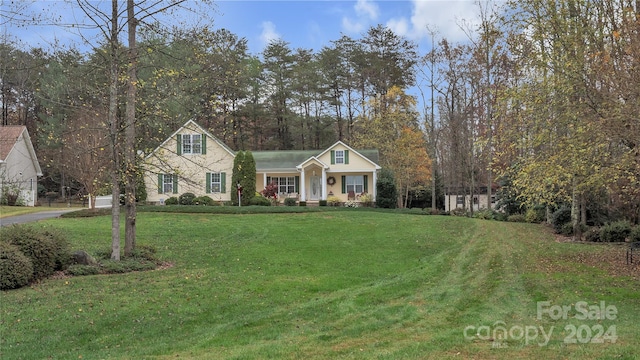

{"left": 253, "top": 142, "right": 381, "bottom": 204}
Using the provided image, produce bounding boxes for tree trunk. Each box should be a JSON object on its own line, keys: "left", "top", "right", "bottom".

{"left": 109, "top": 0, "right": 121, "bottom": 261}
{"left": 124, "top": 0, "right": 138, "bottom": 257}
{"left": 571, "top": 177, "right": 581, "bottom": 241}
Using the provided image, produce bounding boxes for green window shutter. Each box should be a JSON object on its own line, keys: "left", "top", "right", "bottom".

{"left": 344, "top": 150, "right": 349, "bottom": 164}
{"left": 158, "top": 174, "right": 163, "bottom": 194}
{"left": 363, "top": 175, "right": 368, "bottom": 192}
{"left": 341, "top": 175, "right": 346, "bottom": 194}
{"left": 221, "top": 172, "right": 226, "bottom": 193}
{"left": 202, "top": 135, "right": 207, "bottom": 155}
{"left": 295, "top": 176, "right": 300, "bottom": 192}
{"left": 176, "top": 135, "right": 182, "bottom": 155}
{"left": 173, "top": 175, "right": 179, "bottom": 194}
{"left": 206, "top": 173, "right": 211, "bottom": 193}
{"left": 330, "top": 150, "right": 335, "bottom": 165}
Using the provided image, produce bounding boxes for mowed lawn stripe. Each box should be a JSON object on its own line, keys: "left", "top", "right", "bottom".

{"left": 1, "top": 212, "right": 637, "bottom": 359}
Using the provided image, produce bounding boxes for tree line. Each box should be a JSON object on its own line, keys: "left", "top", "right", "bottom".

{"left": 2, "top": 0, "right": 639, "bottom": 232}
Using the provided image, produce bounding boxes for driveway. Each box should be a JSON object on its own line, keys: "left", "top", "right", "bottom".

{"left": 0, "top": 209, "right": 80, "bottom": 227}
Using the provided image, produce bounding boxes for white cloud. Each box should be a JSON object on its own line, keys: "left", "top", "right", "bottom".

{"left": 259, "top": 21, "right": 281, "bottom": 46}
{"left": 341, "top": 0, "right": 380, "bottom": 35}
{"left": 355, "top": 0, "right": 379, "bottom": 20}
{"left": 386, "top": 17, "right": 410, "bottom": 38}
{"left": 409, "top": 0, "right": 480, "bottom": 43}
{"left": 342, "top": 16, "right": 365, "bottom": 34}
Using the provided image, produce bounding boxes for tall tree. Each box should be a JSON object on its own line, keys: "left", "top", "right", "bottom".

{"left": 262, "top": 40, "right": 294, "bottom": 149}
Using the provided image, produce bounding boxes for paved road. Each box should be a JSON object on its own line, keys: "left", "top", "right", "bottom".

{"left": 0, "top": 209, "right": 80, "bottom": 227}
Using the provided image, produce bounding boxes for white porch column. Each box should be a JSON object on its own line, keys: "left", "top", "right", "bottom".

{"left": 321, "top": 168, "right": 327, "bottom": 199}
{"left": 263, "top": 173, "right": 267, "bottom": 189}
{"left": 372, "top": 170, "right": 377, "bottom": 201}
{"left": 300, "top": 168, "right": 306, "bottom": 201}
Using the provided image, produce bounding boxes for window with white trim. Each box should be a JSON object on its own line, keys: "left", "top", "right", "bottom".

{"left": 267, "top": 176, "right": 297, "bottom": 194}
{"left": 334, "top": 150, "right": 345, "bottom": 164}
{"left": 182, "top": 134, "right": 202, "bottom": 154}
{"left": 210, "top": 172, "right": 221, "bottom": 193}
{"left": 163, "top": 174, "right": 174, "bottom": 193}
{"left": 345, "top": 175, "right": 364, "bottom": 193}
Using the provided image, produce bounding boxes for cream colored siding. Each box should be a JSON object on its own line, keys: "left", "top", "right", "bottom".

{"left": 144, "top": 122, "right": 234, "bottom": 204}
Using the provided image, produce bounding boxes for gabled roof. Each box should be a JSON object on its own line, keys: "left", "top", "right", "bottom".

{"left": 146, "top": 120, "right": 381, "bottom": 171}
{"left": 0, "top": 126, "right": 43, "bottom": 176}
{"left": 252, "top": 144, "right": 380, "bottom": 171}
{"left": 317, "top": 141, "right": 382, "bottom": 170}
{"left": 145, "top": 119, "right": 236, "bottom": 159}
{"left": 0, "top": 126, "right": 24, "bottom": 161}
{"left": 296, "top": 156, "right": 329, "bottom": 170}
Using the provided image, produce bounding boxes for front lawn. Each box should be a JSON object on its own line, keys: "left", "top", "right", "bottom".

{"left": 1, "top": 211, "right": 638, "bottom": 359}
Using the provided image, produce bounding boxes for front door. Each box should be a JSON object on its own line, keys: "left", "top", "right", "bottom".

{"left": 309, "top": 176, "right": 321, "bottom": 200}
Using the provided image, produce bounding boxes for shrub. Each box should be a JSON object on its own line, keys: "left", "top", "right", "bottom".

{"left": 327, "top": 196, "right": 341, "bottom": 206}
{"left": 585, "top": 227, "right": 601, "bottom": 242}
{"left": 559, "top": 222, "right": 575, "bottom": 236}
{"left": 38, "top": 226, "right": 72, "bottom": 271}
{"left": 1, "top": 224, "right": 70, "bottom": 280}
{"left": 249, "top": 196, "right": 271, "bottom": 206}
{"left": 474, "top": 209, "right": 501, "bottom": 220}
{"left": 61, "top": 208, "right": 111, "bottom": 218}
{"left": 261, "top": 182, "right": 279, "bottom": 200}
{"left": 525, "top": 206, "right": 546, "bottom": 223}
{"left": 507, "top": 214, "right": 526, "bottom": 223}
{"left": 359, "top": 193, "right": 374, "bottom": 207}
{"left": 164, "top": 197, "right": 179, "bottom": 205}
{"left": 376, "top": 168, "right": 397, "bottom": 209}
{"left": 66, "top": 264, "right": 101, "bottom": 276}
{"left": 319, "top": 200, "right": 327, "bottom": 206}
{"left": 179, "top": 192, "right": 196, "bottom": 205}
{"left": 631, "top": 225, "right": 640, "bottom": 242}
{"left": 0, "top": 241, "right": 34, "bottom": 290}
{"left": 450, "top": 208, "right": 468, "bottom": 217}
{"left": 299, "top": 201, "right": 307, "bottom": 207}
{"left": 193, "top": 196, "right": 215, "bottom": 206}
{"left": 127, "top": 245, "right": 158, "bottom": 262}
{"left": 94, "top": 248, "right": 114, "bottom": 260}
{"left": 493, "top": 212, "right": 508, "bottom": 222}
{"left": 551, "top": 206, "right": 572, "bottom": 233}
{"left": 100, "top": 259, "right": 157, "bottom": 274}
{"left": 599, "top": 221, "right": 632, "bottom": 242}
{"left": 284, "top": 198, "right": 297, "bottom": 206}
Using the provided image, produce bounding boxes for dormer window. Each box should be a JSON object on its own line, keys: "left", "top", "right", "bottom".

{"left": 330, "top": 149, "right": 349, "bottom": 165}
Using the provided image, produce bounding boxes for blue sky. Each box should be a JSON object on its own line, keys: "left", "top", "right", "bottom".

{"left": 209, "top": 0, "right": 482, "bottom": 54}
{"left": 3, "top": 0, "right": 490, "bottom": 115}
{"left": 4, "top": 0, "right": 486, "bottom": 56}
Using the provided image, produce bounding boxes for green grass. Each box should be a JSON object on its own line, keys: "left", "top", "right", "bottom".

{"left": 1, "top": 211, "right": 638, "bottom": 359}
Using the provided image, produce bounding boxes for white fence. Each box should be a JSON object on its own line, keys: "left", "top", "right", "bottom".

{"left": 88, "top": 195, "right": 113, "bottom": 209}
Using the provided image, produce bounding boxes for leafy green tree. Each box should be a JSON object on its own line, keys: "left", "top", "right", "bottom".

{"left": 240, "top": 151, "right": 256, "bottom": 205}
{"left": 376, "top": 168, "right": 397, "bottom": 209}
{"left": 231, "top": 151, "right": 256, "bottom": 205}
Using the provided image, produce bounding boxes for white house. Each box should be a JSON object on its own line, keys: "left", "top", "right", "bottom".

{"left": 0, "top": 126, "right": 42, "bottom": 206}
{"left": 143, "top": 120, "right": 381, "bottom": 204}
